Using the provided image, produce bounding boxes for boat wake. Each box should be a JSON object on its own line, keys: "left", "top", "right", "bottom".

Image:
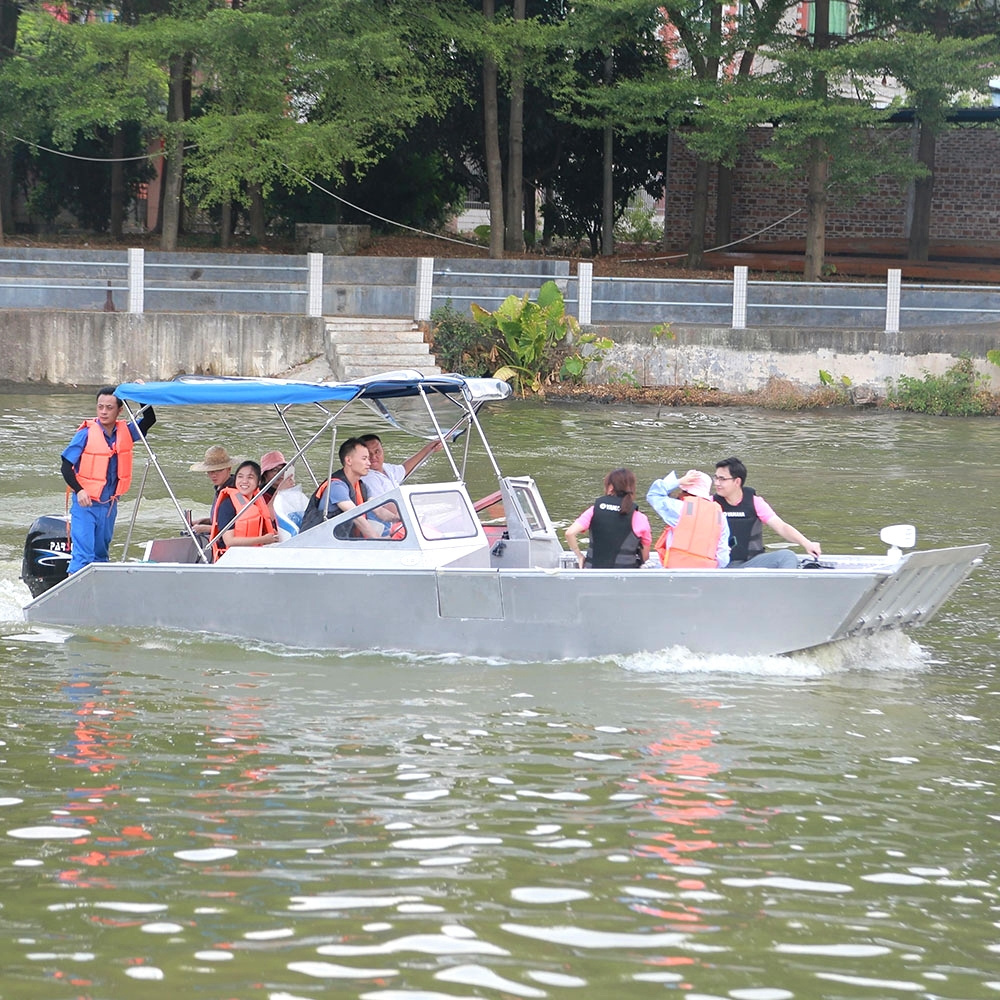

{"left": 0, "top": 565, "right": 30, "bottom": 622}
{"left": 617, "top": 629, "right": 930, "bottom": 677}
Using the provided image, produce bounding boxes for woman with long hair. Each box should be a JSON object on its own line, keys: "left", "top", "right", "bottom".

{"left": 564, "top": 467, "right": 651, "bottom": 568}
{"left": 210, "top": 460, "right": 279, "bottom": 561}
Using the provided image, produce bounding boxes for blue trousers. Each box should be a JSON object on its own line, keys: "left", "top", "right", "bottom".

{"left": 68, "top": 499, "right": 118, "bottom": 574}
{"left": 730, "top": 549, "right": 799, "bottom": 569}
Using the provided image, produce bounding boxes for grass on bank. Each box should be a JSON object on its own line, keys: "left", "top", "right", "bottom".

{"left": 430, "top": 302, "right": 1000, "bottom": 415}
{"left": 543, "top": 372, "right": 1000, "bottom": 415}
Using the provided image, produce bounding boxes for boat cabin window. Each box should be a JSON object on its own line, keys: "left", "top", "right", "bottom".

{"left": 332, "top": 500, "right": 407, "bottom": 541}
{"left": 507, "top": 483, "right": 546, "bottom": 533}
{"left": 411, "top": 490, "right": 479, "bottom": 540}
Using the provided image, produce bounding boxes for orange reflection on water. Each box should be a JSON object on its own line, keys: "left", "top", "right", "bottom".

{"left": 631, "top": 702, "right": 732, "bottom": 867}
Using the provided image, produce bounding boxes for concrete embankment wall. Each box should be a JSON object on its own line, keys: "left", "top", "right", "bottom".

{"left": 1, "top": 311, "right": 327, "bottom": 385}
{"left": 589, "top": 322, "right": 1000, "bottom": 393}
{"left": 1, "top": 309, "right": 996, "bottom": 392}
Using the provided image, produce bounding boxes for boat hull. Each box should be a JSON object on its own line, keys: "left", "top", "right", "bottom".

{"left": 21, "top": 543, "right": 988, "bottom": 659}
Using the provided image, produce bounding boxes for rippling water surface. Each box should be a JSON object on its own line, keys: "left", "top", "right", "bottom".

{"left": 1, "top": 389, "right": 997, "bottom": 998}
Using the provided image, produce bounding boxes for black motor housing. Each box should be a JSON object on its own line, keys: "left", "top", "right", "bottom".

{"left": 21, "top": 515, "right": 71, "bottom": 598}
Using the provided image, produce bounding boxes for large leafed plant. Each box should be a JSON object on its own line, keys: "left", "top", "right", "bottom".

{"left": 472, "top": 280, "right": 581, "bottom": 395}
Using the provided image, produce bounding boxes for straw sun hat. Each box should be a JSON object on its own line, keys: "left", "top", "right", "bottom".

{"left": 189, "top": 445, "right": 234, "bottom": 473}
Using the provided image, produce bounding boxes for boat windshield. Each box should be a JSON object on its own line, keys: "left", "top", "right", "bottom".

{"left": 505, "top": 482, "right": 548, "bottom": 533}
{"left": 332, "top": 500, "right": 408, "bottom": 541}
{"left": 410, "top": 490, "right": 480, "bottom": 541}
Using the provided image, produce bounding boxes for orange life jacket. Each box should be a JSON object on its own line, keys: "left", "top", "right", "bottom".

{"left": 656, "top": 496, "right": 725, "bottom": 568}
{"left": 75, "top": 420, "right": 134, "bottom": 501}
{"left": 210, "top": 487, "right": 277, "bottom": 562}
{"left": 313, "top": 475, "right": 368, "bottom": 536}
{"left": 314, "top": 476, "right": 364, "bottom": 507}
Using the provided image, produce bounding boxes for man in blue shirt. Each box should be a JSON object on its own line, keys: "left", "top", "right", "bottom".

{"left": 299, "top": 437, "right": 399, "bottom": 537}
{"left": 61, "top": 386, "right": 156, "bottom": 573}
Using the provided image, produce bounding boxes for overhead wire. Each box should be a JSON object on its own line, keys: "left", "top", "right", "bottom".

{"left": 1, "top": 130, "right": 191, "bottom": 162}
{"left": 3, "top": 129, "right": 484, "bottom": 249}
{"left": 289, "top": 169, "right": 483, "bottom": 250}
{"left": 617, "top": 208, "right": 803, "bottom": 263}
{"left": 3, "top": 128, "right": 798, "bottom": 259}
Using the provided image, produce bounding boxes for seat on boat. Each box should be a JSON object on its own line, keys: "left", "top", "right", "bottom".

{"left": 142, "top": 535, "right": 206, "bottom": 564}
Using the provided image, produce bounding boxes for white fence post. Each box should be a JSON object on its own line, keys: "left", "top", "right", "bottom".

{"left": 732, "top": 265, "right": 747, "bottom": 330}
{"left": 415, "top": 257, "right": 434, "bottom": 322}
{"left": 577, "top": 262, "right": 593, "bottom": 326}
{"left": 306, "top": 252, "right": 324, "bottom": 317}
{"left": 885, "top": 268, "right": 901, "bottom": 333}
{"left": 127, "top": 247, "right": 144, "bottom": 314}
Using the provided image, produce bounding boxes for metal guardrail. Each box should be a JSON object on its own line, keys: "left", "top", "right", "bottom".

{"left": 0, "top": 249, "right": 322, "bottom": 316}
{"left": 2, "top": 249, "right": 998, "bottom": 331}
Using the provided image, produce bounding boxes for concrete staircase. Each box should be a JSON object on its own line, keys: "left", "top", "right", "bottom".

{"left": 324, "top": 316, "right": 441, "bottom": 380}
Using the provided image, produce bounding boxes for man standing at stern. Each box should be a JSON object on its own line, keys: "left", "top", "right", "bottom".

{"left": 61, "top": 386, "right": 156, "bottom": 573}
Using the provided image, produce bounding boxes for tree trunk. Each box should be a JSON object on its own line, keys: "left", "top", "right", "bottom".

{"left": 482, "top": 0, "right": 505, "bottom": 259}
{"left": 715, "top": 163, "right": 733, "bottom": 247}
{"left": 803, "top": 136, "right": 828, "bottom": 281}
{"left": 803, "top": 0, "right": 830, "bottom": 281}
{"left": 683, "top": 1, "right": 721, "bottom": 265}
{"left": 907, "top": 5, "right": 948, "bottom": 264}
{"left": 109, "top": 128, "right": 125, "bottom": 240}
{"left": 504, "top": 0, "right": 525, "bottom": 252}
{"left": 0, "top": 0, "right": 20, "bottom": 246}
{"left": 601, "top": 52, "right": 615, "bottom": 256}
{"left": 908, "top": 120, "right": 935, "bottom": 262}
{"left": 0, "top": 157, "right": 8, "bottom": 246}
{"left": 248, "top": 182, "right": 266, "bottom": 241}
{"left": 220, "top": 200, "right": 233, "bottom": 248}
{"left": 160, "top": 55, "right": 187, "bottom": 251}
{"left": 660, "top": 132, "right": 672, "bottom": 252}
{"left": 687, "top": 159, "right": 710, "bottom": 268}
{"left": 541, "top": 184, "right": 555, "bottom": 247}
{"left": 523, "top": 183, "right": 536, "bottom": 246}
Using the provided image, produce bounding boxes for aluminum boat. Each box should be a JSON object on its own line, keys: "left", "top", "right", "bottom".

{"left": 21, "top": 371, "right": 988, "bottom": 658}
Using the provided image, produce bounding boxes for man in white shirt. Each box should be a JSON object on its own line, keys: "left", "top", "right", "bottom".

{"left": 359, "top": 434, "right": 442, "bottom": 497}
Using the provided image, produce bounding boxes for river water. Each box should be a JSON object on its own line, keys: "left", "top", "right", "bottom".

{"left": 1, "top": 389, "right": 997, "bottom": 1000}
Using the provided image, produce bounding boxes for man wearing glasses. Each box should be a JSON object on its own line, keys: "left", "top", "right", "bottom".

{"left": 713, "top": 457, "right": 822, "bottom": 568}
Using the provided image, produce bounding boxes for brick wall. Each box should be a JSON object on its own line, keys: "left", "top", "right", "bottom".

{"left": 664, "top": 126, "right": 1000, "bottom": 244}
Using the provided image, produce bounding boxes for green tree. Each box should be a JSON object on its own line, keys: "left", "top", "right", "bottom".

{"left": 0, "top": 10, "right": 165, "bottom": 237}
{"left": 557, "top": 0, "right": 668, "bottom": 256}
{"left": 849, "top": 0, "right": 999, "bottom": 261}
{"left": 757, "top": 22, "right": 903, "bottom": 280}
{"left": 0, "top": 0, "right": 20, "bottom": 242}
{"left": 469, "top": 0, "right": 563, "bottom": 257}
{"left": 472, "top": 279, "right": 580, "bottom": 394}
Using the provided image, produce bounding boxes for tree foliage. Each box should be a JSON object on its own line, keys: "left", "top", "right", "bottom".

{"left": 0, "top": 0, "right": 995, "bottom": 261}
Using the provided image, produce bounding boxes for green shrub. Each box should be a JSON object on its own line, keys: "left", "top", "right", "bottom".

{"left": 430, "top": 302, "right": 498, "bottom": 377}
{"left": 559, "top": 333, "right": 615, "bottom": 384}
{"left": 614, "top": 204, "right": 663, "bottom": 244}
{"left": 885, "top": 356, "right": 991, "bottom": 416}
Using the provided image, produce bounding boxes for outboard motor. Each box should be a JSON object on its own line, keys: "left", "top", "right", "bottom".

{"left": 21, "top": 515, "right": 71, "bottom": 597}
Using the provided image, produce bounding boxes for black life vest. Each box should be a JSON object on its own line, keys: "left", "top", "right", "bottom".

{"left": 586, "top": 495, "right": 642, "bottom": 569}
{"left": 300, "top": 470, "right": 369, "bottom": 532}
{"left": 713, "top": 486, "right": 763, "bottom": 563}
